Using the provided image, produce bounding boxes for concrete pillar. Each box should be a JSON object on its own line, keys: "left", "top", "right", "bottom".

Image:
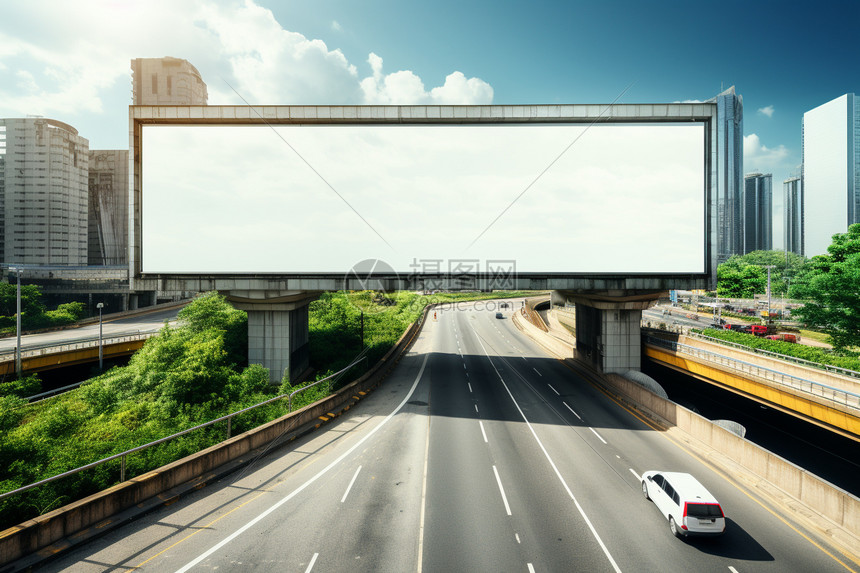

{"left": 225, "top": 291, "right": 317, "bottom": 384}
{"left": 558, "top": 290, "right": 661, "bottom": 374}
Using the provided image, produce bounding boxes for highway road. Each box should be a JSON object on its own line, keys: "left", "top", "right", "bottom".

{"left": 40, "top": 300, "right": 856, "bottom": 572}
{"left": 0, "top": 307, "right": 182, "bottom": 353}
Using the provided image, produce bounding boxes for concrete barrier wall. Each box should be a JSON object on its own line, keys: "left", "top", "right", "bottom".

{"left": 602, "top": 372, "right": 860, "bottom": 539}
{"left": 512, "top": 309, "right": 574, "bottom": 358}
{"left": 683, "top": 335, "right": 860, "bottom": 393}
{"left": 0, "top": 305, "right": 429, "bottom": 567}
{"left": 545, "top": 310, "right": 576, "bottom": 344}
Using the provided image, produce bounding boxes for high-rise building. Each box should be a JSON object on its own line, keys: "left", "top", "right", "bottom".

{"left": 88, "top": 150, "right": 129, "bottom": 265}
{"left": 709, "top": 86, "right": 744, "bottom": 269}
{"left": 743, "top": 172, "right": 772, "bottom": 253}
{"left": 0, "top": 118, "right": 89, "bottom": 266}
{"left": 784, "top": 176, "right": 803, "bottom": 255}
{"left": 131, "top": 57, "right": 208, "bottom": 106}
{"left": 802, "top": 93, "right": 860, "bottom": 255}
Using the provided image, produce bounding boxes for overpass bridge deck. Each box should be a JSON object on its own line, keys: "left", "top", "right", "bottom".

{"left": 644, "top": 334, "right": 860, "bottom": 439}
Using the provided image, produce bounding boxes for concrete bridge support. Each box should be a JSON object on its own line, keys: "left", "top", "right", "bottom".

{"left": 557, "top": 290, "right": 661, "bottom": 373}
{"left": 224, "top": 291, "right": 318, "bottom": 384}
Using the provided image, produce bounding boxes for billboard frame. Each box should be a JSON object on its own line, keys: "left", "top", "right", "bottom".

{"left": 130, "top": 103, "right": 716, "bottom": 293}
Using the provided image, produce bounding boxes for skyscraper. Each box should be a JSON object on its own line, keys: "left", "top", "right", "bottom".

{"left": 0, "top": 118, "right": 89, "bottom": 266}
{"left": 88, "top": 150, "right": 129, "bottom": 265}
{"left": 709, "top": 87, "right": 744, "bottom": 269}
{"left": 131, "top": 57, "right": 208, "bottom": 106}
{"left": 802, "top": 93, "right": 859, "bottom": 255}
{"left": 743, "top": 173, "right": 772, "bottom": 253}
{"left": 783, "top": 176, "right": 803, "bottom": 255}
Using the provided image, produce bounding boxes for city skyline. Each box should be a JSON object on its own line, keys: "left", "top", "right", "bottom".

{"left": 1, "top": 1, "right": 858, "bottom": 251}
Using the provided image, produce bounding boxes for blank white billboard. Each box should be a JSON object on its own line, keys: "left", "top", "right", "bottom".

{"left": 141, "top": 123, "right": 705, "bottom": 274}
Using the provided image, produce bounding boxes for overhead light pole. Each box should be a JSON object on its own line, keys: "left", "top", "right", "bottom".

{"left": 763, "top": 265, "right": 776, "bottom": 324}
{"left": 10, "top": 267, "right": 23, "bottom": 378}
{"left": 96, "top": 302, "right": 105, "bottom": 371}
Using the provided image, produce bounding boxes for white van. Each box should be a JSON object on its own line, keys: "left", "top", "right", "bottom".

{"left": 641, "top": 471, "right": 726, "bottom": 538}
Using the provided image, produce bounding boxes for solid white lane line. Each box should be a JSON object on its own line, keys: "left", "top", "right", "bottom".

{"left": 528, "top": 563, "right": 536, "bottom": 573}
{"left": 563, "top": 401, "right": 582, "bottom": 420}
{"left": 589, "top": 427, "right": 607, "bottom": 445}
{"left": 340, "top": 465, "right": 362, "bottom": 503}
{"left": 479, "top": 420, "right": 488, "bottom": 443}
{"left": 492, "top": 465, "right": 512, "bottom": 516}
{"left": 304, "top": 553, "right": 319, "bottom": 573}
{"left": 547, "top": 384, "right": 559, "bottom": 395}
{"left": 629, "top": 469, "right": 641, "bottom": 482}
{"left": 468, "top": 382, "right": 473, "bottom": 393}
{"left": 417, "top": 405, "right": 431, "bottom": 573}
{"left": 533, "top": 367, "right": 542, "bottom": 376}
{"left": 174, "top": 353, "right": 431, "bottom": 573}
{"left": 473, "top": 334, "right": 622, "bottom": 573}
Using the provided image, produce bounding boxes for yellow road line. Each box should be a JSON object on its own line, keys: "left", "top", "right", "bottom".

{"left": 132, "top": 490, "right": 268, "bottom": 569}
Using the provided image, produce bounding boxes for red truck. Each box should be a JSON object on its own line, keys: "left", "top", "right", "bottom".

{"left": 723, "top": 324, "right": 768, "bottom": 336}
{"left": 765, "top": 332, "right": 798, "bottom": 343}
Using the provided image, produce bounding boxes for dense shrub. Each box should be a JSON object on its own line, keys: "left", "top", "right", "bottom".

{"left": 698, "top": 328, "right": 860, "bottom": 372}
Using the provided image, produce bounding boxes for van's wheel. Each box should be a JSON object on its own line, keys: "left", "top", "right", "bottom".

{"left": 642, "top": 481, "right": 650, "bottom": 500}
{"left": 669, "top": 517, "right": 682, "bottom": 538}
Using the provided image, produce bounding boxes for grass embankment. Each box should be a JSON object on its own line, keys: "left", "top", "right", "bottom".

{"left": 696, "top": 328, "right": 860, "bottom": 372}
{"left": 0, "top": 290, "right": 534, "bottom": 529}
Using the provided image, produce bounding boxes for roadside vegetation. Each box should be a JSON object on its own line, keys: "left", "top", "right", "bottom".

{"left": 696, "top": 328, "right": 860, "bottom": 372}
{"left": 0, "top": 289, "right": 534, "bottom": 530}
{"left": 0, "top": 282, "right": 86, "bottom": 334}
{"left": 713, "top": 225, "right": 860, "bottom": 352}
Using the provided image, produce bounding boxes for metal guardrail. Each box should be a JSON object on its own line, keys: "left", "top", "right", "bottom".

{"left": 0, "top": 332, "right": 154, "bottom": 362}
{"left": 0, "top": 357, "right": 368, "bottom": 502}
{"left": 644, "top": 335, "right": 860, "bottom": 412}
{"left": 688, "top": 332, "right": 860, "bottom": 381}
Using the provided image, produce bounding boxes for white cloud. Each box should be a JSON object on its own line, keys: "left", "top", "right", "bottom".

{"left": 360, "top": 53, "right": 493, "bottom": 105}
{"left": 0, "top": 0, "right": 493, "bottom": 120}
{"left": 757, "top": 105, "right": 774, "bottom": 117}
{"left": 743, "top": 133, "right": 790, "bottom": 174}
{"left": 331, "top": 20, "right": 342, "bottom": 32}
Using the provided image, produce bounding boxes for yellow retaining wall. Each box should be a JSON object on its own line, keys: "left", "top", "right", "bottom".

{"left": 645, "top": 345, "right": 860, "bottom": 437}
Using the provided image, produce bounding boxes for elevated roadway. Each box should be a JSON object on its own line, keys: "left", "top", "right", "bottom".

{"left": 643, "top": 333, "right": 860, "bottom": 440}
{"left": 39, "top": 300, "right": 857, "bottom": 572}
{"left": 0, "top": 305, "right": 183, "bottom": 375}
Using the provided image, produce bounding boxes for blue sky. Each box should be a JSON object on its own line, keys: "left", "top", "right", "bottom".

{"left": 1, "top": 0, "right": 858, "bottom": 248}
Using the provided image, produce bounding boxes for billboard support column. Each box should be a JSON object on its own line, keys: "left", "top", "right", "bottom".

{"left": 561, "top": 290, "right": 662, "bottom": 374}
{"left": 225, "top": 291, "right": 318, "bottom": 384}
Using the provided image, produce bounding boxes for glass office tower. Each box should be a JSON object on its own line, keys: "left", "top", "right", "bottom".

{"left": 783, "top": 176, "right": 803, "bottom": 255}
{"left": 710, "top": 86, "right": 745, "bottom": 265}
{"left": 743, "top": 172, "right": 772, "bottom": 253}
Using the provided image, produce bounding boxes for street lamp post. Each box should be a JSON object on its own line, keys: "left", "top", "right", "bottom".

{"left": 96, "top": 302, "right": 104, "bottom": 371}
{"left": 10, "top": 267, "right": 23, "bottom": 378}
{"left": 763, "top": 265, "right": 776, "bottom": 325}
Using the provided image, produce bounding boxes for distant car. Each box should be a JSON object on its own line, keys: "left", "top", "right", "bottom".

{"left": 495, "top": 312, "right": 504, "bottom": 319}
{"left": 642, "top": 471, "right": 725, "bottom": 538}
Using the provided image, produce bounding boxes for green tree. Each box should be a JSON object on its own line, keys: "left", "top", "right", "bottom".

{"left": 716, "top": 250, "right": 807, "bottom": 298}
{"left": 0, "top": 283, "right": 45, "bottom": 318}
{"left": 716, "top": 259, "right": 766, "bottom": 298}
{"left": 790, "top": 224, "right": 860, "bottom": 350}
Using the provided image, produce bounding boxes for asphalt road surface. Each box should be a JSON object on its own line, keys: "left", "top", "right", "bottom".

{"left": 40, "top": 300, "right": 856, "bottom": 572}
{"left": 0, "top": 307, "right": 181, "bottom": 353}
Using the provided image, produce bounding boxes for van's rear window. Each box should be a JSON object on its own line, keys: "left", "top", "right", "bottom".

{"left": 686, "top": 503, "right": 723, "bottom": 518}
